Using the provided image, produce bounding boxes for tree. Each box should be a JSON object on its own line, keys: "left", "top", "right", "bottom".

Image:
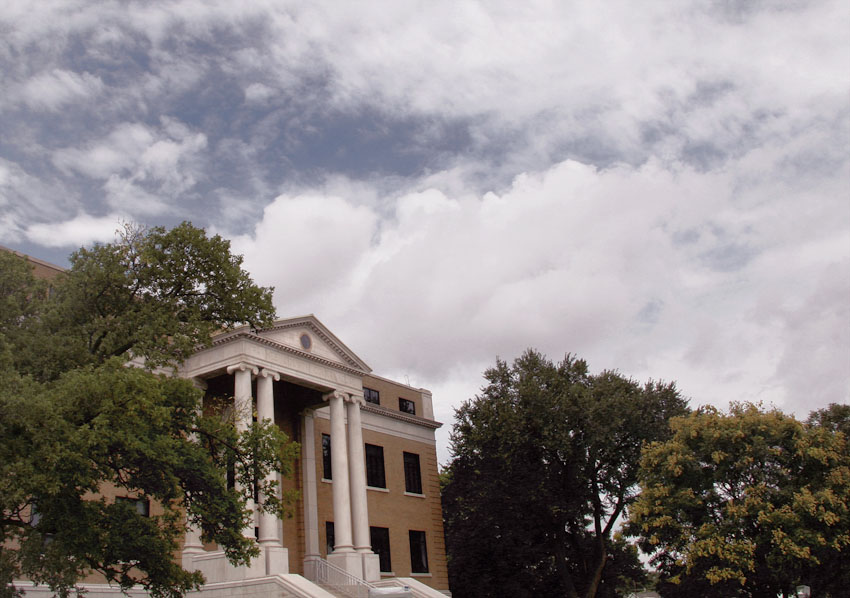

{"left": 808, "top": 402, "right": 850, "bottom": 437}
{"left": 0, "top": 224, "right": 299, "bottom": 598}
{"left": 441, "top": 350, "right": 688, "bottom": 598}
{"left": 627, "top": 403, "right": 850, "bottom": 598}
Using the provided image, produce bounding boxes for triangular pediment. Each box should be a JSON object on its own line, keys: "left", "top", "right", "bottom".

{"left": 253, "top": 315, "right": 371, "bottom": 373}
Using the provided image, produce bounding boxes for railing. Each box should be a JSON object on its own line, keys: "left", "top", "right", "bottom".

{"left": 304, "top": 556, "right": 377, "bottom": 598}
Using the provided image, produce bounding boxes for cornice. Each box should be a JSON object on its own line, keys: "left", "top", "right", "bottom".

{"left": 361, "top": 402, "right": 442, "bottom": 430}
{"left": 208, "top": 331, "right": 367, "bottom": 376}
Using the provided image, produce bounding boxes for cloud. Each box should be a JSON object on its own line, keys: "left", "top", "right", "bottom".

{"left": 1, "top": 0, "right": 848, "bottom": 463}
{"left": 51, "top": 118, "right": 207, "bottom": 214}
{"left": 230, "top": 193, "right": 378, "bottom": 312}
{"left": 25, "top": 213, "right": 125, "bottom": 248}
{"left": 235, "top": 137, "right": 849, "bottom": 430}
{"left": 0, "top": 159, "right": 80, "bottom": 244}
{"left": 5, "top": 1, "right": 847, "bottom": 185}
{"left": 53, "top": 123, "right": 156, "bottom": 179}
{"left": 15, "top": 69, "right": 104, "bottom": 111}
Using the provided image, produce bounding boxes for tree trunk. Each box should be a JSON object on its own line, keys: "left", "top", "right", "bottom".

{"left": 555, "top": 527, "right": 580, "bottom": 598}
{"left": 582, "top": 537, "right": 607, "bottom": 598}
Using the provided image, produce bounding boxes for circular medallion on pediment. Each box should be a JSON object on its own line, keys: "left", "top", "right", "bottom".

{"left": 300, "top": 333, "right": 312, "bottom": 350}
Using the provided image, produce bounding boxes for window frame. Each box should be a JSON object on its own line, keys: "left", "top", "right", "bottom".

{"left": 116, "top": 496, "right": 150, "bottom": 517}
{"left": 409, "top": 530, "right": 429, "bottom": 574}
{"left": 363, "top": 387, "right": 380, "bottom": 405}
{"left": 403, "top": 451, "right": 423, "bottom": 495}
{"left": 326, "top": 521, "right": 335, "bottom": 555}
{"left": 322, "top": 433, "right": 332, "bottom": 480}
{"left": 398, "top": 398, "right": 416, "bottom": 415}
{"left": 365, "top": 443, "right": 386, "bottom": 489}
{"left": 370, "top": 526, "right": 392, "bottom": 573}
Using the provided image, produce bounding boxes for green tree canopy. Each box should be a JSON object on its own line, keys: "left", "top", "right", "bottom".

{"left": 627, "top": 403, "right": 850, "bottom": 598}
{"left": 0, "top": 224, "right": 298, "bottom": 598}
{"left": 441, "top": 350, "right": 688, "bottom": 598}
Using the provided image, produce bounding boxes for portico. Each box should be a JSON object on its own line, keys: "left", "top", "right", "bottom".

{"left": 179, "top": 316, "right": 380, "bottom": 582}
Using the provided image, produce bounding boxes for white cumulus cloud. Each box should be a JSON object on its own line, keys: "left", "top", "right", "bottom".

{"left": 25, "top": 213, "right": 125, "bottom": 248}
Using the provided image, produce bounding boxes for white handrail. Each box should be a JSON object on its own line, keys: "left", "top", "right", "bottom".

{"left": 304, "top": 556, "right": 376, "bottom": 598}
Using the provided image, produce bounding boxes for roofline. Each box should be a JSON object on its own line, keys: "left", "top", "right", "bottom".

{"left": 216, "top": 315, "right": 372, "bottom": 373}
{"left": 362, "top": 402, "right": 442, "bottom": 429}
{"left": 0, "top": 245, "right": 66, "bottom": 273}
{"left": 363, "top": 371, "right": 431, "bottom": 395}
{"left": 209, "top": 329, "right": 368, "bottom": 377}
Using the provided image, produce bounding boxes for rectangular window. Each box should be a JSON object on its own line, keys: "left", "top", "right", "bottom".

{"left": 322, "top": 433, "right": 332, "bottom": 480}
{"left": 365, "top": 444, "right": 386, "bottom": 488}
{"left": 326, "top": 521, "right": 335, "bottom": 555}
{"left": 29, "top": 505, "right": 54, "bottom": 546}
{"left": 403, "top": 452, "right": 423, "bottom": 495}
{"left": 409, "top": 530, "right": 429, "bottom": 573}
{"left": 364, "top": 387, "right": 380, "bottom": 405}
{"left": 370, "top": 527, "right": 392, "bottom": 573}
{"left": 116, "top": 496, "right": 150, "bottom": 517}
{"left": 399, "top": 398, "right": 416, "bottom": 415}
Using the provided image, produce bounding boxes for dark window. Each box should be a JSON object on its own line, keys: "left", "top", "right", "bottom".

{"left": 409, "top": 530, "right": 428, "bottom": 573}
{"left": 364, "top": 387, "right": 380, "bottom": 405}
{"left": 370, "top": 527, "right": 392, "bottom": 573}
{"left": 403, "top": 452, "right": 423, "bottom": 494}
{"left": 326, "top": 521, "right": 335, "bottom": 555}
{"left": 322, "top": 433, "right": 332, "bottom": 480}
{"left": 29, "top": 505, "right": 53, "bottom": 544}
{"left": 116, "top": 497, "right": 150, "bottom": 517}
{"left": 227, "top": 456, "right": 236, "bottom": 489}
{"left": 365, "top": 444, "right": 386, "bottom": 488}
{"left": 399, "top": 398, "right": 415, "bottom": 415}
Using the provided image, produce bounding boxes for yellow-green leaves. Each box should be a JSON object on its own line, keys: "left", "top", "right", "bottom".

{"left": 628, "top": 403, "right": 850, "bottom": 598}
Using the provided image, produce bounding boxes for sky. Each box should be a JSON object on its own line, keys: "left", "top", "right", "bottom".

{"left": 2, "top": 0, "right": 848, "bottom": 464}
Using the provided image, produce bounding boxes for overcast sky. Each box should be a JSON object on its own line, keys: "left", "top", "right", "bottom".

{"left": 2, "top": 0, "right": 848, "bottom": 463}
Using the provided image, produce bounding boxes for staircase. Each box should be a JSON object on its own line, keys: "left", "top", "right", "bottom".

{"left": 303, "top": 557, "right": 449, "bottom": 598}
{"left": 304, "top": 557, "right": 377, "bottom": 598}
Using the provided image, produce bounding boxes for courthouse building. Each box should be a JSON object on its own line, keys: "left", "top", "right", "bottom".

{"left": 6, "top": 248, "right": 451, "bottom": 598}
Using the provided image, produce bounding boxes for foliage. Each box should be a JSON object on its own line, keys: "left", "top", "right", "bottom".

{"left": 0, "top": 225, "right": 298, "bottom": 598}
{"left": 627, "top": 403, "right": 850, "bottom": 598}
{"left": 441, "top": 350, "right": 688, "bottom": 598}
{"left": 807, "top": 402, "right": 850, "bottom": 438}
{"left": 12, "top": 222, "right": 275, "bottom": 381}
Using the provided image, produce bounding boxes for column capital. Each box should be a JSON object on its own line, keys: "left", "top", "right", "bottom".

{"left": 323, "top": 389, "right": 349, "bottom": 403}
{"left": 191, "top": 377, "right": 208, "bottom": 391}
{"left": 348, "top": 393, "right": 366, "bottom": 407}
{"left": 258, "top": 368, "right": 280, "bottom": 381}
{"left": 226, "top": 362, "right": 259, "bottom": 376}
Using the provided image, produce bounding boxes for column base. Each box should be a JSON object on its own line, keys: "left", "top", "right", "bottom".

{"left": 303, "top": 555, "right": 323, "bottom": 582}
{"left": 328, "top": 550, "right": 363, "bottom": 578}
{"left": 264, "top": 545, "right": 289, "bottom": 575}
{"left": 361, "top": 551, "right": 381, "bottom": 582}
{"left": 181, "top": 547, "right": 204, "bottom": 571}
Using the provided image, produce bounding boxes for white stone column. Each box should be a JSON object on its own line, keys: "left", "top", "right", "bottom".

{"left": 182, "top": 378, "right": 206, "bottom": 567}
{"left": 346, "top": 396, "right": 380, "bottom": 581}
{"left": 324, "top": 390, "right": 361, "bottom": 576}
{"left": 257, "top": 368, "right": 287, "bottom": 575}
{"left": 227, "top": 363, "right": 258, "bottom": 540}
{"left": 301, "top": 410, "right": 321, "bottom": 579}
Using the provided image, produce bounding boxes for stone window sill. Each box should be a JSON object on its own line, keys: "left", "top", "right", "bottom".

{"left": 404, "top": 492, "right": 426, "bottom": 499}
{"left": 367, "top": 486, "right": 389, "bottom": 493}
